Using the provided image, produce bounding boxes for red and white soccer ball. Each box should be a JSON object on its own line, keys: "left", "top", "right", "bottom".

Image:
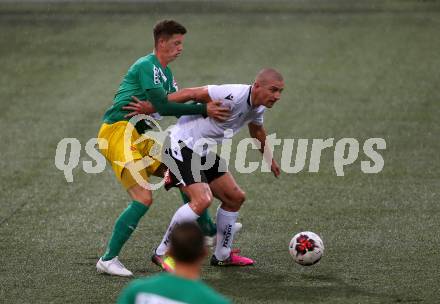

{"left": 289, "top": 231, "right": 324, "bottom": 266}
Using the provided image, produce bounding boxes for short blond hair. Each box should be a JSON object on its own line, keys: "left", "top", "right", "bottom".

{"left": 255, "top": 68, "right": 284, "bottom": 84}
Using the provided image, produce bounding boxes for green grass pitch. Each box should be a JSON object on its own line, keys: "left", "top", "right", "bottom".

{"left": 0, "top": 1, "right": 439, "bottom": 303}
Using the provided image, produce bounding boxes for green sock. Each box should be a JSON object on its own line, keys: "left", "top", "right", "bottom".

{"left": 179, "top": 190, "right": 217, "bottom": 237}
{"left": 102, "top": 201, "right": 149, "bottom": 261}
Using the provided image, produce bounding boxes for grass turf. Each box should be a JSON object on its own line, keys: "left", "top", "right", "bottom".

{"left": 0, "top": 1, "right": 439, "bottom": 303}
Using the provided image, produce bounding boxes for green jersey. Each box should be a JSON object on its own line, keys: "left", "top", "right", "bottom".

{"left": 103, "top": 53, "right": 206, "bottom": 124}
{"left": 117, "top": 273, "right": 230, "bottom": 304}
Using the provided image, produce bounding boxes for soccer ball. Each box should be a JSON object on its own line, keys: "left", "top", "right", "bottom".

{"left": 289, "top": 231, "right": 324, "bottom": 266}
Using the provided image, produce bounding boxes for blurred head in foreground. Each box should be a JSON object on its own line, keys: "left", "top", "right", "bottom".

{"left": 168, "top": 222, "right": 207, "bottom": 278}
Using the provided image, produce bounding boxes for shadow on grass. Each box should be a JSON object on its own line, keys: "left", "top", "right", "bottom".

{"left": 204, "top": 267, "right": 415, "bottom": 303}
{"left": 79, "top": 256, "right": 422, "bottom": 303}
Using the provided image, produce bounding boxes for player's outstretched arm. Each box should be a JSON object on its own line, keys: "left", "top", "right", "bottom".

{"left": 248, "top": 122, "right": 281, "bottom": 178}
{"left": 124, "top": 87, "right": 230, "bottom": 121}
{"left": 122, "top": 87, "right": 206, "bottom": 117}
{"left": 167, "top": 86, "right": 212, "bottom": 104}
{"left": 146, "top": 87, "right": 208, "bottom": 116}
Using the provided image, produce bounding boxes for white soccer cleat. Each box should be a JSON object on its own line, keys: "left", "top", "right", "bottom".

{"left": 96, "top": 256, "right": 133, "bottom": 277}
{"left": 205, "top": 222, "right": 243, "bottom": 247}
{"left": 234, "top": 222, "right": 243, "bottom": 233}
{"left": 205, "top": 236, "right": 215, "bottom": 247}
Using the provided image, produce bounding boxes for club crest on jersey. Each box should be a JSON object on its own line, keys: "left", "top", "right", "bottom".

{"left": 224, "top": 94, "right": 233, "bottom": 101}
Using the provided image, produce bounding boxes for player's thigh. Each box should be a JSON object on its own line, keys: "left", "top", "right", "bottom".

{"left": 209, "top": 172, "right": 245, "bottom": 205}
{"left": 151, "top": 163, "right": 167, "bottom": 178}
{"left": 181, "top": 183, "right": 213, "bottom": 214}
{"left": 98, "top": 121, "right": 161, "bottom": 187}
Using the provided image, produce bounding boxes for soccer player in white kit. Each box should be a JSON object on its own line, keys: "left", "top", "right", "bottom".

{"left": 148, "top": 68, "right": 284, "bottom": 268}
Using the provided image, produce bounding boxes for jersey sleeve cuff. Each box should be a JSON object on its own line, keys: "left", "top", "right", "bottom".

{"left": 200, "top": 103, "right": 207, "bottom": 116}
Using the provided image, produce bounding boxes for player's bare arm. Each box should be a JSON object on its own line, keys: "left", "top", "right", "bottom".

{"left": 123, "top": 87, "right": 230, "bottom": 121}
{"left": 248, "top": 122, "right": 281, "bottom": 178}
{"left": 123, "top": 86, "right": 210, "bottom": 115}
{"left": 168, "top": 86, "right": 212, "bottom": 103}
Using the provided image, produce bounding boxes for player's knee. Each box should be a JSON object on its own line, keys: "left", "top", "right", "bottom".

{"left": 234, "top": 190, "right": 246, "bottom": 206}
{"left": 200, "top": 192, "right": 214, "bottom": 208}
{"left": 128, "top": 188, "right": 153, "bottom": 206}
{"left": 224, "top": 189, "right": 245, "bottom": 210}
{"left": 238, "top": 190, "right": 246, "bottom": 204}
{"left": 136, "top": 196, "right": 153, "bottom": 206}
{"left": 192, "top": 193, "right": 213, "bottom": 210}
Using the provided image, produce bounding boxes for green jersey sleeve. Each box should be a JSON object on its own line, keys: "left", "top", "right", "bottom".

{"left": 146, "top": 87, "right": 207, "bottom": 117}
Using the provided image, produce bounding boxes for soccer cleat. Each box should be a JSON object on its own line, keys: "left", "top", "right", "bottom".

{"left": 205, "top": 222, "right": 243, "bottom": 247}
{"left": 210, "top": 249, "right": 254, "bottom": 266}
{"left": 151, "top": 253, "right": 176, "bottom": 272}
{"left": 234, "top": 222, "right": 243, "bottom": 233}
{"left": 96, "top": 256, "right": 133, "bottom": 277}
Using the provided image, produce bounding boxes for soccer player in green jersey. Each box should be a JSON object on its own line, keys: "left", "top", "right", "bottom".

{"left": 117, "top": 222, "right": 230, "bottom": 304}
{"left": 96, "top": 20, "right": 229, "bottom": 277}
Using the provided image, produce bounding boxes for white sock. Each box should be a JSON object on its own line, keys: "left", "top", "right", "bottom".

{"left": 156, "top": 204, "right": 199, "bottom": 256}
{"left": 214, "top": 207, "right": 239, "bottom": 261}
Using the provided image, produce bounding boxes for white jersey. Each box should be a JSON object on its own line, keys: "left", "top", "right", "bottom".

{"left": 170, "top": 84, "right": 265, "bottom": 155}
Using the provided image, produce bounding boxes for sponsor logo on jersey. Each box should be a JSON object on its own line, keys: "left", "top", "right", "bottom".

{"left": 153, "top": 65, "right": 161, "bottom": 85}
{"left": 153, "top": 65, "right": 167, "bottom": 85}
{"left": 224, "top": 94, "right": 233, "bottom": 101}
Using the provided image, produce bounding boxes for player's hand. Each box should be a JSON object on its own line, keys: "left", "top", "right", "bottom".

{"left": 207, "top": 100, "right": 230, "bottom": 122}
{"left": 123, "top": 96, "right": 156, "bottom": 118}
{"left": 271, "top": 159, "right": 281, "bottom": 178}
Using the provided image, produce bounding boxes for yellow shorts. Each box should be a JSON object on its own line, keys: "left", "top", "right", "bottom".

{"left": 97, "top": 121, "right": 162, "bottom": 189}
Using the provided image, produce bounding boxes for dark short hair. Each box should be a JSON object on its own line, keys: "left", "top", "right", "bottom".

{"left": 153, "top": 20, "right": 187, "bottom": 45}
{"left": 169, "top": 222, "right": 205, "bottom": 263}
